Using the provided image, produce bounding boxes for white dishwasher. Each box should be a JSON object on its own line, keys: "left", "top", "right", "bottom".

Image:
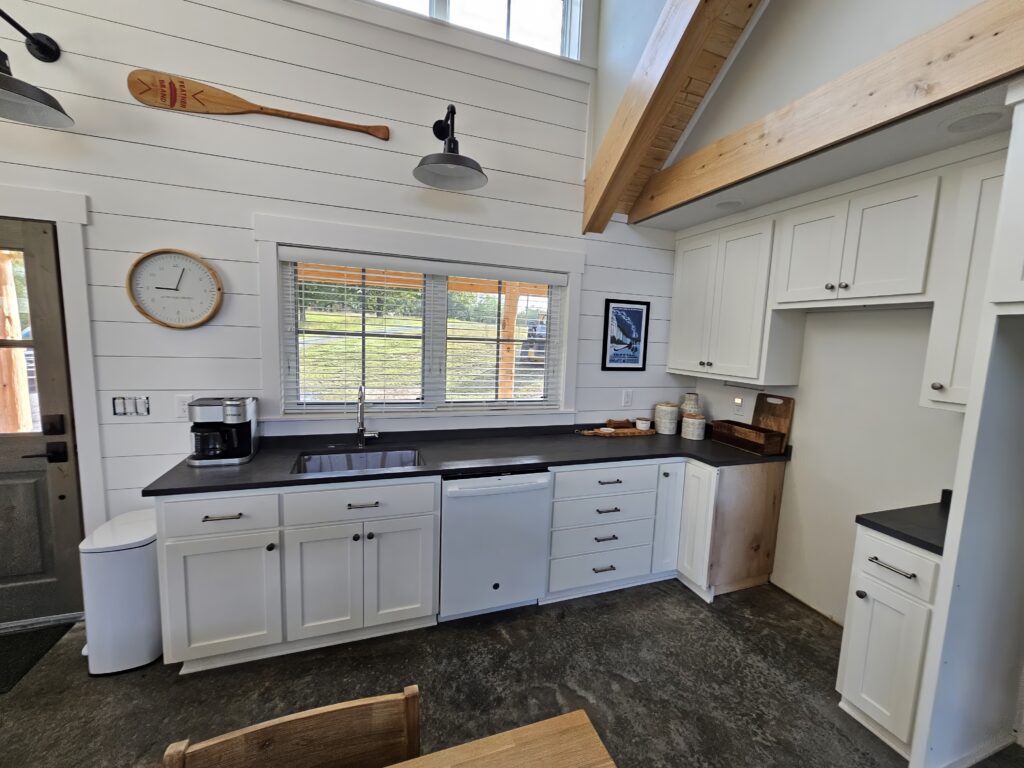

{"left": 440, "top": 473, "right": 552, "bottom": 620}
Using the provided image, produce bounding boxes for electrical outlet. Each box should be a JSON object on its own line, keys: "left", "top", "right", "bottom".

{"left": 733, "top": 396, "right": 745, "bottom": 417}
{"left": 175, "top": 394, "right": 194, "bottom": 420}
{"left": 621, "top": 389, "right": 633, "bottom": 407}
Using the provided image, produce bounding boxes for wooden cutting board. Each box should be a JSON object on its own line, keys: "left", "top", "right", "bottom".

{"left": 752, "top": 393, "right": 795, "bottom": 448}
{"left": 579, "top": 427, "right": 657, "bottom": 437}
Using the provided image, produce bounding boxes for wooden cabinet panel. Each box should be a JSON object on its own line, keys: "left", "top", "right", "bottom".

{"left": 667, "top": 233, "right": 718, "bottom": 373}
{"left": 163, "top": 530, "right": 282, "bottom": 662}
{"left": 773, "top": 199, "right": 849, "bottom": 304}
{"left": 706, "top": 221, "right": 773, "bottom": 378}
{"left": 364, "top": 514, "right": 435, "bottom": 627}
{"left": 840, "top": 176, "right": 938, "bottom": 299}
{"left": 839, "top": 573, "right": 930, "bottom": 743}
{"left": 284, "top": 522, "right": 364, "bottom": 641}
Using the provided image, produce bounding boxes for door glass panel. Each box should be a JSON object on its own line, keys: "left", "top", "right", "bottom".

{"left": 1, "top": 250, "right": 30, "bottom": 340}
{"left": 0, "top": 347, "right": 39, "bottom": 433}
{"left": 1, "top": 249, "right": 38, "bottom": 433}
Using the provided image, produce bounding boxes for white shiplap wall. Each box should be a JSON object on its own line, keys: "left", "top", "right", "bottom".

{"left": 0, "top": 0, "right": 693, "bottom": 524}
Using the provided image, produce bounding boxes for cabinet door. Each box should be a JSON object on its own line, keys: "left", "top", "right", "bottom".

{"left": 773, "top": 199, "right": 849, "bottom": 303}
{"left": 283, "top": 522, "right": 363, "bottom": 641}
{"left": 667, "top": 233, "right": 718, "bottom": 373}
{"left": 706, "top": 220, "right": 773, "bottom": 378}
{"left": 676, "top": 462, "right": 717, "bottom": 587}
{"left": 839, "top": 176, "right": 938, "bottom": 299}
{"left": 923, "top": 164, "right": 1003, "bottom": 406}
{"left": 839, "top": 573, "right": 930, "bottom": 742}
{"left": 163, "top": 531, "right": 282, "bottom": 662}
{"left": 652, "top": 463, "right": 684, "bottom": 573}
{"left": 364, "top": 515, "right": 436, "bottom": 627}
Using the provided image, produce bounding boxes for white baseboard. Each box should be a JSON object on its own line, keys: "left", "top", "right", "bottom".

{"left": 539, "top": 571, "right": 676, "bottom": 605}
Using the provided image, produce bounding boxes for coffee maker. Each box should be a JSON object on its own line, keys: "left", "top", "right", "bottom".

{"left": 186, "top": 397, "right": 259, "bottom": 467}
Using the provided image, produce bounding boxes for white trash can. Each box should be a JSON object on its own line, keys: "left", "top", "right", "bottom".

{"left": 79, "top": 509, "right": 162, "bottom": 674}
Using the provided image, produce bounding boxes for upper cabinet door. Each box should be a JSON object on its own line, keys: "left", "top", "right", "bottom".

{"left": 773, "top": 199, "right": 849, "bottom": 303}
{"left": 668, "top": 233, "right": 718, "bottom": 373}
{"left": 283, "top": 522, "right": 364, "bottom": 641}
{"left": 839, "top": 176, "right": 939, "bottom": 299}
{"left": 706, "top": 220, "right": 773, "bottom": 378}
{"left": 364, "top": 514, "right": 436, "bottom": 628}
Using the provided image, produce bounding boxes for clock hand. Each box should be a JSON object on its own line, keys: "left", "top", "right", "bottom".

{"left": 174, "top": 267, "right": 185, "bottom": 291}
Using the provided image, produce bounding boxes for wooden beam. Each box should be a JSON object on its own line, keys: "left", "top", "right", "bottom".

{"left": 629, "top": 0, "right": 1024, "bottom": 224}
{"left": 582, "top": 0, "right": 761, "bottom": 234}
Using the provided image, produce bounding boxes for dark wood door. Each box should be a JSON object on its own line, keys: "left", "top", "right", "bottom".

{"left": 0, "top": 217, "right": 82, "bottom": 624}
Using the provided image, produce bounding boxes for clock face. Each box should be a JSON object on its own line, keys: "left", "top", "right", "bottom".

{"left": 127, "top": 249, "right": 223, "bottom": 328}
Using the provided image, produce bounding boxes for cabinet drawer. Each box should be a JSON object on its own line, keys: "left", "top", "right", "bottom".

{"left": 550, "top": 518, "right": 655, "bottom": 559}
{"left": 553, "top": 464, "right": 658, "bottom": 499}
{"left": 854, "top": 528, "right": 940, "bottom": 603}
{"left": 283, "top": 482, "right": 436, "bottom": 526}
{"left": 162, "top": 495, "right": 280, "bottom": 538}
{"left": 548, "top": 545, "right": 653, "bottom": 593}
{"left": 552, "top": 491, "right": 656, "bottom": 529}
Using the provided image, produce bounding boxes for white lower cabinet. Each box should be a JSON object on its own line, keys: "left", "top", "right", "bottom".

{"left": 837, "top": 527, "right": 941, "bottom": 757}
{"left": 163, "top": 530, "right": 283, "bottom": 662}
{"left": 676, "top": 461, "right": 717, "bottom": 588}
{"left": 363, "top": 515, "right": 436, "bottom": 627}
{"left": 284, "top": 522, "right": 364, "bottom": 641}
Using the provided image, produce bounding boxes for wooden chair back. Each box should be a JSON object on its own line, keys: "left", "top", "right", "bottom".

{"left": 162, "top": 685, "right": 420, "bottom": 768}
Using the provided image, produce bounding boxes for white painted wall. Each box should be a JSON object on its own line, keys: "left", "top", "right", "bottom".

{"left": 677, "top": 0, "right": 984, "bottom": 156}
{"left": 696, "top": 309, "right": 963, "bottom": 623}
{"left": 588, "top": 0, "right": 670, "bottom": 166}
{"left": 0, "top": 0, "right": 693, "bottom": 526}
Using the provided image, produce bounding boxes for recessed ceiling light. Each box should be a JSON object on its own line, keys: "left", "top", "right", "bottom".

{"left": 945, "top": 111, "right": 1004, "bottom": 134}
{"left": 715, "top": 200, "right": 743, "bottom": 211}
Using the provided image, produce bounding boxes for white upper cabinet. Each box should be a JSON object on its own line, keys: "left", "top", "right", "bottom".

{"left": 922, "top": 159, "right": 1004, "bottom": 409}
{"left": 668, "top": 219, "right": 773, "bottom": 379}
{"left": 668, "top": 233, "right": 718, "bottom": 373}
{"left": 774, "top": 199, "right": 849, "bottom": 303}
{"left": 772, "top": 176, "right": 939, "bottom": 305}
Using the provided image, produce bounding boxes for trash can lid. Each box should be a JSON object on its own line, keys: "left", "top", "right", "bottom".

{"left": 80, "top": 509, "right": 157, "bottom": 554}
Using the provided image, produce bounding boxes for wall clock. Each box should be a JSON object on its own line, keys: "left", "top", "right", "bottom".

{"left": 126, "top": 248, "right": 223, "bottom": 329}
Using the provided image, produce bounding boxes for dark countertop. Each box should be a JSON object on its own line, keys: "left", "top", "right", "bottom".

{"left": 855, "top": 490, "right": 952, "bottom": 556}
{"left": 142, "top": 426, "right": 790, "bottom": 497}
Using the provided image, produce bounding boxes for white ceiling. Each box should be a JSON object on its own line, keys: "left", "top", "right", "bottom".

{"left": 639, "top": 83, "right": 1012, "bottom": 232}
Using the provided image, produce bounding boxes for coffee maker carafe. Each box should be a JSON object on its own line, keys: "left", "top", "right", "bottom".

{"left": 186, "top": 397, "right": 258, "bottom": 467}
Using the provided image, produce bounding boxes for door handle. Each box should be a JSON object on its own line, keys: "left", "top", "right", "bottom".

{"left": 21, "top": 442, "right": 68, "bottom": 463}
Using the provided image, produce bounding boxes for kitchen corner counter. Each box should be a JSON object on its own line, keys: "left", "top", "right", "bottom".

{"left": 142, "top": 427, "right": 790, "bottom": 497}
{"left": 855, "top": 491, "right": 952, "bottom": 556}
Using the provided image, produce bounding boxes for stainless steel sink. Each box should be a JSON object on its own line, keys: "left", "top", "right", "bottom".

{"left": 292, "top": 449, "right": 423, "bottom": 475}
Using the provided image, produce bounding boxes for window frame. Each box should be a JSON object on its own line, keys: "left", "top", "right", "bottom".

{"left": 256, "top": 214, "right": 585, "bottom": 423}
{"left": 372, "top": 0, "right": 582, "bottom": 60}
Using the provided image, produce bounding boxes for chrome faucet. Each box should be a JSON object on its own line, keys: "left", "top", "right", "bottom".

{"left": 356, "top": 384, "right": 379, "bottom": 449}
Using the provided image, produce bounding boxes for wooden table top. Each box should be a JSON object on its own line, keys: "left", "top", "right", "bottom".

{"left": 395, "top": 710, "right": 616, "bottom": 767}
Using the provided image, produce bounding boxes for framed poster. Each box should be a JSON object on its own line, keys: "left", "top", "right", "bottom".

{"left": 601, "top": 298, "right": 650, "bottom": 371}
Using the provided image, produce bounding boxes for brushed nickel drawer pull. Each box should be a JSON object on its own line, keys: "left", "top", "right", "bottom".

{"left": 594, "top": 534, "right": 619, "bottom": 543}
{"left": 347, "top": 501, "right": 381, "bottom": 510}
{"left": 592, "top": 565, "right": 617, "bottom": 574}
{"left": 868, "top": 555, "right": 916, "bottom": 580}
{"left": 596, "top": 507, "right": 621, "bottom": 514}
{"left": 202, "top": 513, "right": 244, "bottom": 522}
{"left": 598, "top": 479, "right": 623, "bottom": 485}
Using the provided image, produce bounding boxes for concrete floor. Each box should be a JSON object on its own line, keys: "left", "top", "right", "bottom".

{"left": 1, "top": 580, "right": 1022, "bottom": 767}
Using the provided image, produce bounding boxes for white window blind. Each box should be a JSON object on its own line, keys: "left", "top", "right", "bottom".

{"left": 279, "top": 252, "right": 566, "bottom": 413}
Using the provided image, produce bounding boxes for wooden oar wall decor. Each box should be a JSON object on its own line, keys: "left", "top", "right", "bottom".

{"left": 127, "top": 69, "right": 390, "bottom": 141}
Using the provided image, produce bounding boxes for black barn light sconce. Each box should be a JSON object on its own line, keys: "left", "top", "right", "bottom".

{"left": 0, "top": 7, "right": 73, "bottom": 127}
{"left": 413, "top": 103, "right": 487, "bottom": 191}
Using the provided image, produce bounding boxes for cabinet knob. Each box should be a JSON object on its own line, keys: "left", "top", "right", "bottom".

{"left": 663, "top": 471, "right": 670, "bottom": 477}
{"left": 699, "top": 361, "right": 706, "bottom": 367}
{"left": 930, "top": 382, "right": 945, "bottom": 391}
{"left": 366, "top": 532, "right": 375, "bottom": 540}
{"left": 838, "top": 281, "right": 850, "bottom": 289}
{"left": 266, "top": 543, "right": 276, "bottom": 552}
{"left": 825, "top": 282, "right": 836, "bottom": 291}
{"left": 855, "top": 589, "right": 867, "bottom": 600}
{"left": 706, "top": 361, "right": 713, "bottom": 368}
{"left": 352, "top": 533, "right": 361, "bottom": 542}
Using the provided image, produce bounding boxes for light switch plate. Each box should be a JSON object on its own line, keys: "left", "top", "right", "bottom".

{"left": 621, "top": 389, "right": 633, "bottom": 407}
{"left": 733, "top": 396, "right": 744, "bottom": 416}
{"left": 175, "top": 394, "right": 194, "bottom": 420}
